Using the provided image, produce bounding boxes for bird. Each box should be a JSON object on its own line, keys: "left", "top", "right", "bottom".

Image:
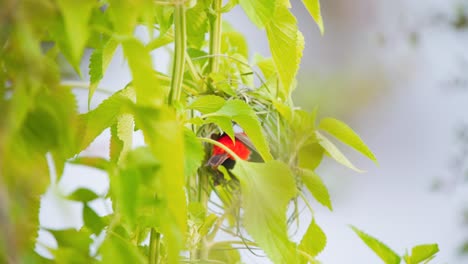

{"left": 206, "top": 132, "right": 254, "bottom": 170}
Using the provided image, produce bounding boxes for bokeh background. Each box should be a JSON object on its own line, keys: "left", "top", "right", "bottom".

{"left": 38, "top": 0, "right": 468, "bottom": 263}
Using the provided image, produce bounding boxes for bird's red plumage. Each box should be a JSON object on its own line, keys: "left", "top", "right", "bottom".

{"left": 213, "top": 134, "right": 251, "bottom": 160}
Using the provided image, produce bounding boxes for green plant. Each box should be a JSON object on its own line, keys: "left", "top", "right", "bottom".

{"left": 0, "top": 0, "right": 439, "bottom": 263}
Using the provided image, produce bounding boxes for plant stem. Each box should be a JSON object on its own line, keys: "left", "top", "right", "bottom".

{"left": 168, "top": 4, "right": 186, "bottom": 105}
{"left": 149, "top": 228, "right": 161, "bottom": 264}
{"left": 208, "top": 0, "right": 223, "bottom": 74}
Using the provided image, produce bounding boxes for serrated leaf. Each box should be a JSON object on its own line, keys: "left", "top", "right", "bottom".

{"left": 122, "top": 39, "right": 164, "bottom": 107}
{"left": 301, "top": 169, "right": 332, "bottom": 210}
{"left": 407, "top": 244, "right": 439, "bottom": 264}
{"left": 301, "top": 0, "right": 324, "bottom": 34}
{"left": 316, "top": 131, "right": 363, "bottom": 172}
{"left": 319, "top": 117, "right": 377, "bottom": 164}
{"left": 231, "top": 160, "right": 298, "bottom": 263}
{"left": 88, "top": 38, "right": 119, "bottom": 107}
{"left": 266, "top": 3, "right": 304, "bottom": 99}
{"left": 351, "top": 226, "right": 401, "bottom": 264}
{"left": 116, "top": 87, "right": 136, "bottom": 161}
{"left": 184, "top": 128, "right": 204, "bottom": 178}
{"left": 188, "top": 95, "right": 226, "bottom": 114}
{"left": 56, "top": 0, "right": 94, "bottom": 67}
{"left": 239, "top": 0, "right": 277, "bottom": 28}
{"left": 83, "top": 204, "right": 106, "bottom": 235}
{"left": 77, "top": 87, "right": 131, "bottom": 153}
{"left": 299, "top": 219, "right": 326, "bottom": 262}
{"left": 66, "top": 188, "right": 99, "bottom": 203}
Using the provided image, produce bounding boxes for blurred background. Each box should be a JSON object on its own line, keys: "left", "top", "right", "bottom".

{"left": 38, "top": 0, "right": 468, "bottom": 263}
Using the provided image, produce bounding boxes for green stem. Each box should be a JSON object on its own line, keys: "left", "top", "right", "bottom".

{"left": 169, "top": 4, "right": 186, "bottom": 105}
{"left": 149, "top": 228, "right": 161, "bottom": 264}
{"left": 199, "top": 137, "right": 241, "bottom": 161}
{"left": 208, "top": 0, "right": 223, "bottom": 74}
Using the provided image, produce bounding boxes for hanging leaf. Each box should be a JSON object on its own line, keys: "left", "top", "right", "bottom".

{"left": 186, "top": 1, "right": 209, "bottom": 49}
{"left": 56, "top": 0, "right": 95, "bottom": 67}
{"left": 351, "top": 226, "right": 401, "bottom": 264}
{"left": 266, "top": 3, "right": 304, "bottom": 99}
{"left": 316, "top": 131, "right": 363, "bottom": 172}
{"left": 319, "top": 117, "right": 377, "bottom": 164}
{"left": 122, "top": 39, "right": 164, "bottom": 107}
{"left": 184, "top": 129, "right": 205, "bottom": 178}
{"left": 231, "top": 160, "right": 298, "bottom": 263}
{"left": 301, "top": 169, "right": 332, "bottom": 210}
{"left": 301, "top": 0, "right": 324, "bottom": 34}
{"left": 239, "top": 0, "right": 277, "bottom": 28}
{"left": 298, "top": 219, "right": 326, "bottom": 262}
{"left": 214, "top": 100, "right": 273, "bottom": 161}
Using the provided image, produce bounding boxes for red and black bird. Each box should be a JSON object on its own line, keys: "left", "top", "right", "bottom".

{"left": 206, "top": 132, "right": 254, "bottom": 170}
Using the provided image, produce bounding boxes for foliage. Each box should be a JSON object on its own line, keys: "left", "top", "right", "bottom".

{"left": 0, "top": 0, "right": 439, "bottom": 263}
{"left": 352, "top": 226, "right": 439, "bottom": 264}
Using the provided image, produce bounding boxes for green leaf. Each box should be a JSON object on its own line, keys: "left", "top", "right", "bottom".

{"left": 316, "top": 131, "right": 363, "bottom": 172}
{"left": 206, "top": 116, "right": 235, "bottom": 142}
{"left": 132, "top": 105, "right": 186, "bottom": 263}
{"left": 231, "top": 160, "right": 298, "bottom": 263}
{"left": 56, "top": 0, "right": 94, "bottom": 67}
{"left": 351, "top": 226, "right": 401, "bottom": 264}
{"left": 77, "top": 86, "right": 134, "bottom": 153}
{"left": 66, "top": 188, "right": 99, "bottom": 203}
{"left": 208, "top": 242, "right": 241, "bottom": 264}
{"left": 100, "top": 232, "right": 146, "bottom": 264}
{"left": 319, "top": 117, "right": 377, "bottom": 164}
{"left": 88, "top": 38, "right": 119, "bottom": 107}
{"left": 184, "top": 129, "right": 204, "bottom": 178}
{"left": 406, "top": 244, "right": 439, "bottom": 264}
{"left": 213, "top": 100, "right": 273, "bottom": 161}
{"left": 299, "top": 219, "right": 326, "bottom": 261}
{"left": 266, "top": 3, "right": 304, "bottom": 99}
{"left": 122, "top": 39, "right": 164, "bottom": 107}
{"left": 298, "top": 143, "right": 324, "bottom": 170}
{"left": 48, "top": 229, "right": 92, "bottom": 256}
{"left": 69, "top": 156, "right": 110, "bottom": 171}
{"left": 188, "top": 95, "right": 226, "bottom": 114}
{"left": 301, "top": 169, "right": 332, "bottom": 210}
{"left": 301, "top": 0, "right": 324, "bottom": 34}
{"left": 186, "top": 1, "right": 209, "bottom": 49}
{"left": 107, "top": 0, "right": 139, "bottom": 35}
{"left": 239, "top": 0, "right": 277, "bottom": 28}
{"left": 83, "top": 204, "right": 106, "bottom": 235}
{"left": 221, "top": 26, "right": 248, "bottom": 58}
{"left": 110, "top": 123, "right": 123, "bottom": 163}
{"left": 116, "top": 88, "right": 136, "bottom": 161}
